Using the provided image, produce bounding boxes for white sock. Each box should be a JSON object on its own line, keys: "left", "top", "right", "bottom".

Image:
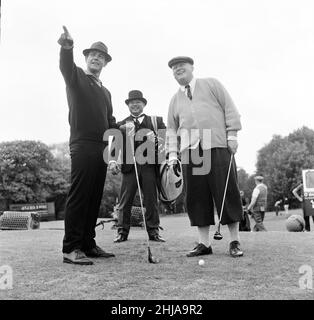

{"left": 228, "top": 222, "right": 240, "bottom": 242}
{"left": 198, "top": 226, "right": 210, "bottom": 247}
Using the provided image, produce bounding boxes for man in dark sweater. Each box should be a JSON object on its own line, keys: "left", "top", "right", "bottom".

{"left": 58, "top": 26, "right": 117, "bottom": 265}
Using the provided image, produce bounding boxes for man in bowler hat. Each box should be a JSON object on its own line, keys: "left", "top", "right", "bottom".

{"left": 166, "top": 56, "right": 244, "bottom": 257}
{"left": 58, "top": 26, "right": 117, "bottom": 265}
{"left": 109, "top": 90, "right": 166, "bottom": 243}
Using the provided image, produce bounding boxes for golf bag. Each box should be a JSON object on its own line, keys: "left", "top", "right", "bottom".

{"left": 239, "top": 210, "right": 251, "bottom": 231}
{"left": 151, "top": 116, "right": 183, "bottom": 204}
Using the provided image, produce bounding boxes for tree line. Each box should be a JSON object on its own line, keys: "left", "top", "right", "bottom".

{"left": 238, "top": 126, "right": 314, "bottom": 210}
{"left": 1, "top": 126, "right": 313, "bottom": 216}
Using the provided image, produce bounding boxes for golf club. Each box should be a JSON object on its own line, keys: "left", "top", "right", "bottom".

{"left": 213, "top": 153, "right": 234, "bottom": 240}
{"left": 95, "top": 218, "right": 118, "bottom": 230}
{"left": 129, "top": 130, "right": 159, "bottom": 264}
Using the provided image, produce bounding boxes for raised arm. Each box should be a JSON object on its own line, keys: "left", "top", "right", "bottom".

{"left": 292, "top": 184, "right": 303, "bottom": 202}
{"left": 58, "top": 26, "right": 77, "bottom": 86}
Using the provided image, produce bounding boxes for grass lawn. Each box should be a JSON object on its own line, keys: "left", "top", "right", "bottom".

{"left": 0, "top": 209, "right": 314, "bottom": 300}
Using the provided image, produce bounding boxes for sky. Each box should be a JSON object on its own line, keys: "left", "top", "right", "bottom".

{"left": 1, "top": 0, "right": 314, "bottom": 174}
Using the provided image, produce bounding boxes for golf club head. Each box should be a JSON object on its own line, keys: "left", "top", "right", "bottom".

{"left": 148, "top": 247, "right": 159, "bottom": 264}
{"left": 213, "top": 231, "right": 223, "bottom": 240}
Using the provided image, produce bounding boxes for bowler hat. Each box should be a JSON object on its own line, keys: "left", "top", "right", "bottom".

{"left": 168, "top": 56, "right": 194, "bottom": 68}
{"left": 83, "top": 42, "right": 112, "bottom": 62}
{"left": 125, "top": 90, "right": 147, "bottom": 105}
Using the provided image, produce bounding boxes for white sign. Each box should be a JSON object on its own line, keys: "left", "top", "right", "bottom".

{"left": 0, "top": 265, "right": 13, "bottom": 290}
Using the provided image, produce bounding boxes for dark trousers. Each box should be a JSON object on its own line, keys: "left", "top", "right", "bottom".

{"left": 275, "top": 206, "right": 280, "bottom": 216}
{"left": 183, "top": 147, "right": 243, "bottom": 226}
{"left": 252, "top": 211, "right": 267, "bottom": 231}
{"left": 62, "top": 142, "right": 107, "bottom": 253}
{"left": 117, "top": 165, "right": 160, "bottom": 236}
{"left": 304, "top": 214, "right": 314, "bottom": 231}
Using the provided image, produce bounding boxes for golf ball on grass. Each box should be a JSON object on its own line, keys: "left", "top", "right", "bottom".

{"left": 198, "top": 259, "right": 205, "bottom": 266}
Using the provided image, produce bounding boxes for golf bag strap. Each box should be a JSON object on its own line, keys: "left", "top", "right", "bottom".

{"left": 150, "top": 115, "right": 163, "bottom": 200}
{"left": 150, "top": 116, "right": 158, "bottom": 134}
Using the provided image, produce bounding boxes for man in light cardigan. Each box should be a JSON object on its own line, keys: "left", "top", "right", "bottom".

{"left": 166, "top": 56, "right": 244, "bottom": 258}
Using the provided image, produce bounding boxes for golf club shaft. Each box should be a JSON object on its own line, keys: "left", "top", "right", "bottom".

{"left": 217, "top": 153, "right": 234, "bottom": 225}
{"left": 130, "top": 134, "right": 150, "bottom": 249}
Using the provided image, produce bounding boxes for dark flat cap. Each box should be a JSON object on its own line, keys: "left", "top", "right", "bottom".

{"left": 168, "top": 56, "right": 194, "bottom": 68}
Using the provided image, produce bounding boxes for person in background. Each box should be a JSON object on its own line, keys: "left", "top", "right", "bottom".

{"left": 292, "top": 183, "right": 314, "bottom": 232}
{"left": 247, "top": 176, "right": 267, "bottom": 231}
{"left": 274, "top": 199, "right": 282, "bottom": 216}
{"left": 283, "top": 197, "right": 289, "bottom": 215}
{"left": 239, "top": 191, "right": 251, "bottom": 232}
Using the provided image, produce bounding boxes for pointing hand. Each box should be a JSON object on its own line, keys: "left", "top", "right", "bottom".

{"left": 57, "top": 25, "right": 74, "bottom": 49}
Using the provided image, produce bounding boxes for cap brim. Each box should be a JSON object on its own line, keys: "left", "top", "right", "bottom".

{"left": 168, "top": 58, "right": 194, "bottom": 68}
{"left": 125, "top": 98, "right": 147, "bottom": 105}
{"left": 83, "top": 49, "right": 112, "bottom": 62}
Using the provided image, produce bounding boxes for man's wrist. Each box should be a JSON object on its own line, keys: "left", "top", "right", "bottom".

{"left": 227, "top": 136, "right": 238, "bottom": 141}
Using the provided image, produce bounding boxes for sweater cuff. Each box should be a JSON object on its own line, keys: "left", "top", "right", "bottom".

{"left": 227, "top": 130, "right": 238, "bottom": 138}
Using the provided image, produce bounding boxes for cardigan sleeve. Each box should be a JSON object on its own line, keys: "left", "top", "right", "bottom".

{"left": 166, "top": 95, "right": 180, "bottom": 158}
{"left": 210, "top": 78, "right": 242, "bottom": 137}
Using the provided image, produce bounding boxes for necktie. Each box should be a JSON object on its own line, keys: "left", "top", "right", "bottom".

{"left": 132, "top": 115, "right": 145, "bottom": 131}
{"left": 134, "top": 117, "right": 140, "bottom": 131}
{"left": 185, "top": 84, "right": 192, "bottom": 100}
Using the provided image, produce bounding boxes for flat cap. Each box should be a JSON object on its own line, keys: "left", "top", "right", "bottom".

{"left": 168, "top": 56, "right": 194, "bottom": 68}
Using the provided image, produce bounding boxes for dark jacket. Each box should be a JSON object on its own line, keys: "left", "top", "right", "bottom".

{"left": 59, "top": 48, "right": 117, "bottom": 144}
{"left": 111, "top": 115, "right": 166, "bottom": 174}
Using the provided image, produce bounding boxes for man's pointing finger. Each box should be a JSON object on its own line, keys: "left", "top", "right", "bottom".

{"left": 63, "top": 25, "right": 70, "bottom": 35}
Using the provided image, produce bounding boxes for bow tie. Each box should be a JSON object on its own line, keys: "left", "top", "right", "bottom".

{"left": 131, "top": 114, "right": 145, "bottom": 120}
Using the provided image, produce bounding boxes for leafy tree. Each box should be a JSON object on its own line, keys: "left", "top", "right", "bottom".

{"left": 0, "top": 141, "right": 70, "bottom": 207}
{"left": 255, "top": 127, "right": 314, "bottom": 209}
{"left": 49, "top": 142, "right": 70, "bottom": 171}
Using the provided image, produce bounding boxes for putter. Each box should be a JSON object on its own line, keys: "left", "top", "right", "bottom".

{"left": 213, "top": 153, "right": 234, "bottom": 240}
{"left": 129, "top": 132, "right": 159, "bottom": 264}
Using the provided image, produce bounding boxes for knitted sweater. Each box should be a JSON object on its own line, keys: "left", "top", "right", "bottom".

{"left": 253, "top": 183, "right": 268, "bottom": 212}
{"left": 59, "top": 48, "right": 117, "bottom": 144}
{"left": 167, "top": 78, "right": 241, "bottom": 154}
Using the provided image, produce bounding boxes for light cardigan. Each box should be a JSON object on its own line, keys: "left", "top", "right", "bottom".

{"left": 166, "top": 77, "right": 241, "bottom": 156}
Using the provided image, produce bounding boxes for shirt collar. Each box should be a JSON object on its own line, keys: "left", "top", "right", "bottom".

{"left": 84, "top": 70, "right": 102, "bottom": 86}
{"left": 180, "top": 77, "right": 196, "bottom": 92}
{"left": 131, "top": 113, "right": 145, "bottom": 119}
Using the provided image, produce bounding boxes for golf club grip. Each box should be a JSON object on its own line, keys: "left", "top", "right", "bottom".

{"left": 217, "top": 153, "right": 234, "bottom": 223}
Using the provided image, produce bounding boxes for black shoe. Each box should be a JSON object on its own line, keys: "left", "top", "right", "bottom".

{"left": 186, "top": 243, "right": 213, "bottom": 257}
{"left": 63, "top": 249, "right": 94, "bottom": 265}
{"left": 113, "top": 234, "right": 128, "bottom": 243}
{"left": 229, "top": 240, "right": 243, "bottom": 257}
{"left": 84, "top": 245, "right": 115, "bottom": 258}
{"left": 149, "top": 234, "right": 166, "bottom": 242}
